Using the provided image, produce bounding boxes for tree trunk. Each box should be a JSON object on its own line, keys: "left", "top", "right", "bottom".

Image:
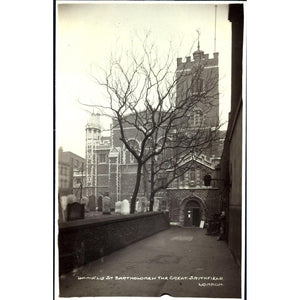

{"left": 149, "top": 191, "right": 155, "bottom": 212}
{"left": 130, "top": 163, "right": 143, "bottom": 214}
{"left": 149, "top": 156, "right": 155, "bottom": 212}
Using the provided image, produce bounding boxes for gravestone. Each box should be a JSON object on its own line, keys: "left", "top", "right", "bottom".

{"left": 60, "top": 195, "right": 68, "bottom": 222}
{"left": 97, "top": 196, "right": 103, "bottom": 212}
{"left": 135, "top": 200, "right": 142, "bottom": 213}
{"left": 58, "top": 196, "right": 64, "bottom": 221}
{"left": 60, "top": 194, "right": 76, "bottom": 222}
{"left": 102, "top": 196, "right": 111, "bottom": 214}
{"left": 88, "top": 195, "right": 96, "bottom": 211}
{"left": 66, "top": 202, "right": 85, "bottom": 221}
{"left": 115, "top": 201, "right": 121, "bottom": 214}
{"left": 81, "top": 196, "right": 89, "bottom": 212}
{"left": 139, "top": 197, "right": 149, "bottom": 212}
{"left": 121, "top": 199, "right": 130, "bottom": 215}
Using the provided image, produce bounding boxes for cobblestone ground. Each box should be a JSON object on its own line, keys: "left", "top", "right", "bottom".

{"left": 59, "top": 227, "right": 241, "bottom": 298}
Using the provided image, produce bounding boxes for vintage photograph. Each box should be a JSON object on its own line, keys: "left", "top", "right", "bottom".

{"left": 56, "top": 1, "right": 244, "bottom": 298}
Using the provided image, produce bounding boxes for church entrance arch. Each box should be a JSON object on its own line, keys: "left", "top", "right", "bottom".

{"left": 181, "top": 197, "right": 205, "bottom": 227}
{"left": 184, "top": 200, "right": 201, "bottom": 227}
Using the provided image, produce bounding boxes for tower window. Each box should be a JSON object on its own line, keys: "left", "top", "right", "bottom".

{"left": 194, "top": 110, "right": 203, "bottom": 126}
{"left": 188, "top": 109, "right": 203, "bottom": 127}
{"left": 192, "top": 77, "right": 204, "bottom": 94}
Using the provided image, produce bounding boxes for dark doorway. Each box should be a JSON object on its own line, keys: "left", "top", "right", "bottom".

{"left": 192, "top": 208, "right": 200, "bottom": 226}
{"left": 184, "top": 200, "right": 201, "bottom": 227}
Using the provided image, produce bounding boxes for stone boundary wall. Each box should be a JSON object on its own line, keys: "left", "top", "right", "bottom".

{"left": 58, "top": 212, "right": 169, "bottom": 275}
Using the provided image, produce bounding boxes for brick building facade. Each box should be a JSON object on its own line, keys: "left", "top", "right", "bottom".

{"left": 84, "top": 46, "right": 225, "bottom": 227}
{"left": 58, "top": 147, "right": 86, "bottom": 197}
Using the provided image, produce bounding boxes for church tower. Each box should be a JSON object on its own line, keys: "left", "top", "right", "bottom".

{"left": 176, "top": 44, "right": 219, "bottom": 129}
{"left": 85, "top": 112, "right": 102, "bottom": 197}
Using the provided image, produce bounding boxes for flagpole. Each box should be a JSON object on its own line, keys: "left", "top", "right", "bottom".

{"left": 214, "top": 5, "right": 217, "bottom": 52}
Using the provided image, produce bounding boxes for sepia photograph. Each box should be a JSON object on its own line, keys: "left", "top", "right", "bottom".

{"left": 3, "top": 1, "right": 300, "bottom": 300}
{"left": 56, "top": 1, "right": 244, "bottom": 298}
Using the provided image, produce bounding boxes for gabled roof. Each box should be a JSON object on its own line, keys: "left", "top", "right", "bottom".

{"left": 168, "top": 153, "right": 216, "bottom": 171}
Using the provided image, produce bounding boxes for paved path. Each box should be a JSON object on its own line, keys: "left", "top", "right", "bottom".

{"left": 59, "top": 227, "right": 241, "bottom": 298}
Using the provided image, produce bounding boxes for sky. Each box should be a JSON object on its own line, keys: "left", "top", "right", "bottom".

{"left": 56, "top": 1, "right": 232, "bottom": 158}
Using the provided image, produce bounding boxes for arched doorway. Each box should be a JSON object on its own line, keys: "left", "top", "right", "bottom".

{"left": 184, "top": 199, "right": 201, "bottom": 227}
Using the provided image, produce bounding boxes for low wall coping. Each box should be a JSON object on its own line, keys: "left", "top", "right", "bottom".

{"left": 59, "top": 211, "right": 168, "bottom": 231}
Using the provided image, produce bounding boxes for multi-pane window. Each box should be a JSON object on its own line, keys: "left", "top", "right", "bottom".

{"left": 188, "top": 109, "right": 203, "bottom": 127}
{"left": 99, "top": 153, "right": 107, "bottom": 163}
{"left": 161, "top": 199, "right": 167, "bottom": 211}
{"left": 194, "top": 110, "right": 203, "bottom": 126}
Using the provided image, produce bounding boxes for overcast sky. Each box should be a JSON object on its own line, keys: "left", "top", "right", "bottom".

{"left": 56, "top": 1, "right": 232, "bottom": 158}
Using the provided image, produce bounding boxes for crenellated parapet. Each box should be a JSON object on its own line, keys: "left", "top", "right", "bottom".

{"left": 176, "top": 51, "right": 218, "bottom": 71}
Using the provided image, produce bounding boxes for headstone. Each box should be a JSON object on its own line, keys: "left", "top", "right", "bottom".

{"left": 88, "top": 195, "right": 96, "bottom": 211}
{"left": 145, "top": 199, "right": 150, "bottom": 212}
{"left": 60, "top": 196, "right": 67, "bottom": 221}
{"left": 139, "top": 196, "right": 148, "bottom": 212}
{"left": 102, "top": 196, "right": 111, "bottom": 214}
{"left": 59, "top": 195, "right": 68, "bottom": 222}
{"left": 60, "top": 194, "right": 77, "bottom": 222}
{"left": 97, "top": 196, "right": 103, "bottom": 212}
{"left": 67, "top": 202, "right": 85, "bottom": 221}
{"left": 121, "top": 199, "right": 130, "bottom": 215}
{"left": 115, "top": 201, "right": 122, "bottom": 214}
{"left": 135, "top": 200, "right": 142, "bottom": 213}
{"left": 81, "top": 196, "right": 89, "bottom": 212}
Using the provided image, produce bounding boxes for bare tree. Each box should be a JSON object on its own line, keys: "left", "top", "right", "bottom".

{"left": 79, "top": 33, "right": 221, "bottom": 214}
{"left": 146, "top": 124, "right": 223, "bottom": 212}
